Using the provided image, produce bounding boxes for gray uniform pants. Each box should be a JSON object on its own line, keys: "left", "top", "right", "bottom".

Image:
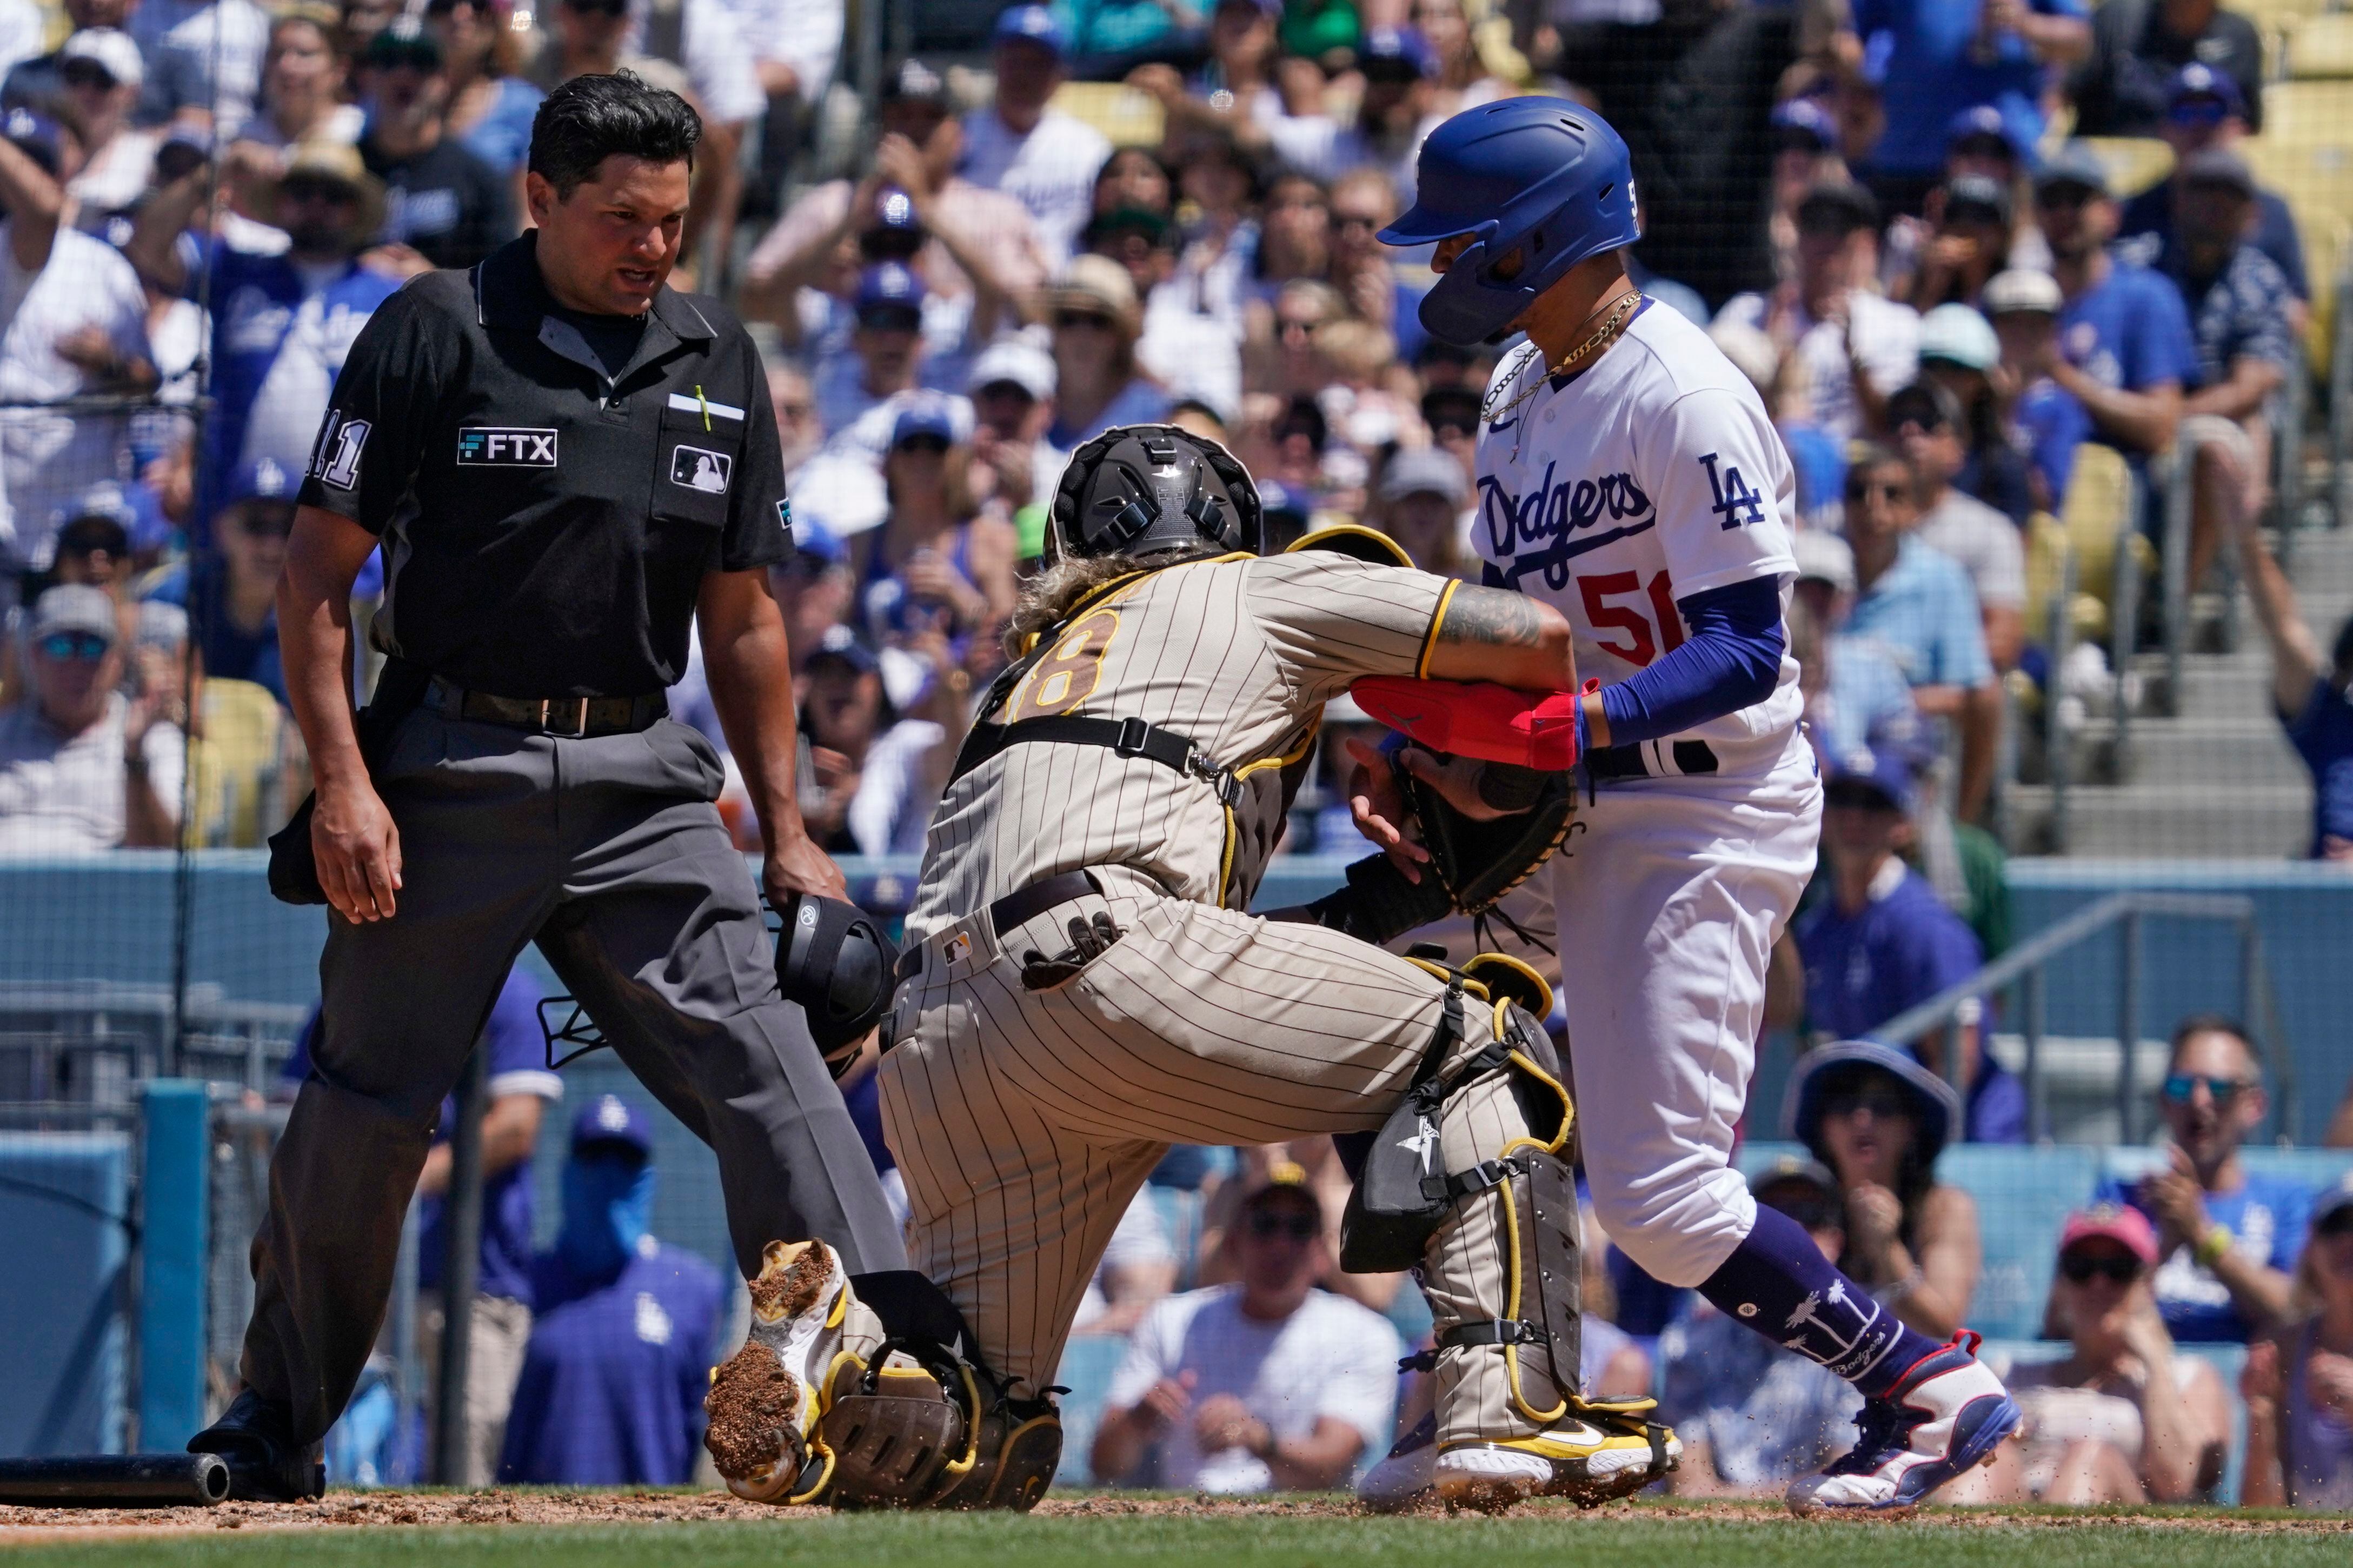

{"left": 243, "top": 711, "right": 905, "bottom": 1445}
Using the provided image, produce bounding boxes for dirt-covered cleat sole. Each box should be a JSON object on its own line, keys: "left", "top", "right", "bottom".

{"left": 1357, "top": 1412, "right": 1437, "bottom": 1512}
{"left": 704, "top": 1240, "right": 853, "bottom": 1504}
{"left": 1431, "top": 1413, "right": 1681, "bottom": 1513}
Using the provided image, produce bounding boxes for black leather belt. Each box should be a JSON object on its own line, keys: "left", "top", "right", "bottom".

{"left": 1585, "top": 739, "right": 1718, "bottom": 782}
{"left": 893, "top": 870, "right": 1103, "bottom": 984}
{"left": 426, "top": 677, "right": 667, "bottom": 737}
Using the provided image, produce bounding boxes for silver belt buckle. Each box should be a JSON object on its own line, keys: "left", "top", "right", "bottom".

{"left": 540, "top": 697, "right": 593, "bottom": 736}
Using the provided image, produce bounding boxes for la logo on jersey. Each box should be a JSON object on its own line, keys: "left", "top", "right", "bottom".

{"left": 1477, "top": 459, "right": 1656, "bottom": 590}
{"left": 1702, "top": 451, "right": 1766, "bottom": 530}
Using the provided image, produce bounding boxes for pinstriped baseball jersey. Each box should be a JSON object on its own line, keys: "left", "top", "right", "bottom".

{"left": 903, "top": 551, "right": 1451, "bottom": 938}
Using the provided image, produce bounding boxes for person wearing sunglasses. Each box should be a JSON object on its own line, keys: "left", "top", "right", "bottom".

{"left": 2089, "top": 1015, "right": 2308, "bottom": 1342}
{"left": 1091, "top": 1170, "right": 1402, "bottom": 1494}
{"left": 2005, "top": 1205, "right": 2228, "bottom": 1504}
{"left": 2114, "top": 64, "right": 2305, "bottom": 306}
{"left": 1838, "top": 442, "right": 1996, "bottom": 746}
{"left": 53, "top": 28, "right": 151, "bottom": 221}
{"left": 1040, "top": 253, "right": 1169, "bottom": 454}
{"left": 0, "top": 582, "right": 182, "bottom": 851}
{"left": 1788, "top": 1040, "right": 1983, "bottom": 1341}
{"left": 2243, "top": 1176, "right": 2353, "bottom": 1509}
{"left": 142, "top": 458, "right": 297, "bottom": 702}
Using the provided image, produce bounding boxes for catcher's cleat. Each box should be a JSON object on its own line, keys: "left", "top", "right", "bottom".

{"left": 186, "top": 1389, "right": 323, "bottom": 1503}
{"left": 704, "top": 1239, "right": 854, "bottom": 1504}
{"left": 1358, "top": 1402, "right": 1680, "bottom": 1513}
{"left": 1785, "top": 1331, "right": 2020, "bottom": 1516}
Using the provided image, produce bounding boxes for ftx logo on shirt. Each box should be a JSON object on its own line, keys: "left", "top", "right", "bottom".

{"left": 458, "top": 427, "right": 560, "bottom": 465}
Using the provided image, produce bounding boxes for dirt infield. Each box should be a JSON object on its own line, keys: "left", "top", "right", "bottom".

{"left": 0, "top": 1490, "right": 2347, "bottom": 1543}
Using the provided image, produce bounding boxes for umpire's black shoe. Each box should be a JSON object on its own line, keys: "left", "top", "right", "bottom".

{"left": 187, "top": 1390, "right": 324, "bottom": 1502}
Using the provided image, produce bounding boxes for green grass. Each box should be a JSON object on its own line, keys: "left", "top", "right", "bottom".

{"left": 6, "top": 1503, "right": 2350, "bottom": 1568}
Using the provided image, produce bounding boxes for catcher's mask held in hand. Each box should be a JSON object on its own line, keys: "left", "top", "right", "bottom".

{"left": 1047, "top": 424, "right": 1264, "bottom": 566}
{"left": 773, "top": 892, "right": 900, "bottom": 1067}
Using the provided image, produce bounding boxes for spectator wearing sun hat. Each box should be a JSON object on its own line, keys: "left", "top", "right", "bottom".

{"left": 1912, "top": 301, "right": 2034, "bottom": 526}
{"left": 1982, "top": 266, "right": 2092, "bottom": 514}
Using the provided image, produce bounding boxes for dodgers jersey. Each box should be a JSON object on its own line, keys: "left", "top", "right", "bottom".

{"left": 1472, "top": 300, "right": 1802, "bottom": 760}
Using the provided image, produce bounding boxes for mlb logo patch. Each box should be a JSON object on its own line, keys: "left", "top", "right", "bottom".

{"left": 457, "top": 427, "right": 558, "bottom": 465}
{"left": 943, "top": 933, "right": 973, "bottom": 968}
{"left": 671, "top": 445, "right": 732, "bottom": 493}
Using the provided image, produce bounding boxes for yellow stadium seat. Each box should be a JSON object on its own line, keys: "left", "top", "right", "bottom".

{"left": 2243, "top": 137, "right": 2353, "bottom": 371}
{"left": 2020, "top": 510, "right": 2072, "bottom": 651}
{"left": 1048, "top": 82, "right": 1164, "bottom": 149}
{"left": 2286, "top": 11, "right": 2353, "bottom": 76}
{"left": 2057, "top": 442, "right": 2153, "bottom": 646}
{"left": 2075, "top": 137, "right": 2174, "bottom": 199}
{"left": 2256, "top": 78, "right": 2353, "bottom": 146}
{"left": 191, "top": 677, "right": 284, "bottom": 849}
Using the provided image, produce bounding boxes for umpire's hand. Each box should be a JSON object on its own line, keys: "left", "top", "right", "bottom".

{"left": 763, "top": 832, "right": 849, "bottom": 908}
{"left": 314, "top": 776, "right": 404, "bottom": 923}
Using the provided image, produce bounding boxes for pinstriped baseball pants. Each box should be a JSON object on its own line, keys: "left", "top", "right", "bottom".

{"left": 878, "top": 869, "right": 1568, "bottom": 1446}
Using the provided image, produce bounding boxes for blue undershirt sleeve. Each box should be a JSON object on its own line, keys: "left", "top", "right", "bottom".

{"left": 1596, "top": 576, "right": 1785, "bottom": 748}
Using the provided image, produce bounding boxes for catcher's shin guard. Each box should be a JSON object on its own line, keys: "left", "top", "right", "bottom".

{"left": 704, "top": 1240, "right": 868, "bottom": 1504}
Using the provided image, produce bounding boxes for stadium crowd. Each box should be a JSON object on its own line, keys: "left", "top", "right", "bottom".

{"left": 0, "top": 0, "right": 2342, "bottom": 1510}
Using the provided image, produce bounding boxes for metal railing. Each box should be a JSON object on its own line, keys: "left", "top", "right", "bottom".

{"left": 1871, "top": 891, "right": 2286, "bottom": 1146}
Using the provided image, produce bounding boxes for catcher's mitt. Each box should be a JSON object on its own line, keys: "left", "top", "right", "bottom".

{"left": 1397, "top": 744, "right": 1578, "bottom": 919}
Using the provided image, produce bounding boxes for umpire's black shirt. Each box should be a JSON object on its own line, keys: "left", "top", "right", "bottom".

{"left": 298, "top": 231, "right": 792, "bottom": 698}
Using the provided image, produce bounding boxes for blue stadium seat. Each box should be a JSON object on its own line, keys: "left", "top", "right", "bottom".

{"left": 1938, "top": 1146, "right": 2103, "bottom": 1342}
{"left": 1052, "top": 1332, "right": 1129, "bottom": 1488}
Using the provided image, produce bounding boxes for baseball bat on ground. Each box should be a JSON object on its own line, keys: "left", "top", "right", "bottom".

{"left": 0, "top": 1453, "right": 231, "bottom": 1507}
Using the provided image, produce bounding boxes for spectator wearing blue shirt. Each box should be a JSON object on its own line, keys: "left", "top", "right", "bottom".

{"left": 2232, "top": 493, "right": 2353, "bottom": 864}
{"left": 2115, "top": 65, "right": 2306, "bottom": 303}
{"left": 2162, "top": 150, "right": 2297, "bottom": 598}
{"left": 1841, "top": 0, "right": 2091, "bottom": 214}
{"left": 2091, "top": 1016, "right": 2307, "bottom": 1343}
{"left": 1791, "top": 530, "right": 1924, "bottom": 772}
{"left": 142, "top": 458, "right": 295, "bottom": 703}
{"left": 2069, "top": 0, "right": 2266, "bottom": 139}
{"left": 1980, "top": 268, "right": 2091, "bottom": 518}
{"left": 1839, "top": 442, "right": 1998, "bottom": 808}
{"left": 123, "top": 137, "right": 401, "bottom": 532}
{"left": 2030, "top": 144, "right": 2197, "bottom": 468}
{"left": 1787, "top": 748, "right": 2023, "bottom": 1144}
{"left": 498, "top": 1095, "right": 724, "bottom": 1485}
{"left": 281, "top": 968, "right": 560, "bottom": 1483}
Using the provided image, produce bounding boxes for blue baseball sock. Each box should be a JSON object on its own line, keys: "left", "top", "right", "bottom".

{"left": 1696, "top": 1202, "right": 1944, "bottom": 1399}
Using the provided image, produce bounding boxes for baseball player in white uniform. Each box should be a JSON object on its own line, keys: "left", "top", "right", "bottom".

{"left": 1358, "top": 97, "right": 2022, "bottom": 1514}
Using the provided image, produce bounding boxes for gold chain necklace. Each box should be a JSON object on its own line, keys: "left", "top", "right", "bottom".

{"left": 1479, "top": 290, "right": 1645, "bottom": 444}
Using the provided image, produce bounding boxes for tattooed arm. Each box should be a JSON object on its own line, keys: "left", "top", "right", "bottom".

{"left": 1421, "top": 584, "right": 1579, "bottom": 693}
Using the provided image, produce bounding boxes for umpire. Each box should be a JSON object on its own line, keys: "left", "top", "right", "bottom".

{"left": 195, "top": 72, "right": 905, "bottom": 1499}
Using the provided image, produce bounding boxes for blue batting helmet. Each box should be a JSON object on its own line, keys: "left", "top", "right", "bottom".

{"left": 1381, "top": 97, "right": 1641, "bottom": 347}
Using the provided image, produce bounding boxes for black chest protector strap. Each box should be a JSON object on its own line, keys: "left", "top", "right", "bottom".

{"left": 948, "top": 712, "right": 1241, "bottom": 807}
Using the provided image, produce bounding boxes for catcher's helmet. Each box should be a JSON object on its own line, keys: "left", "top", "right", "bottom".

{"left": 1380, "top": 97, "right": 1641, "bottom": 348}
{"left": 1047, "top": 424, "right": 1262, "bottom": 565}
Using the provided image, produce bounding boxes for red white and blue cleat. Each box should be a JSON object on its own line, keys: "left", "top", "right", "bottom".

{"left": 1785, "top": 1331, "right": 2020, "bottom": 1516}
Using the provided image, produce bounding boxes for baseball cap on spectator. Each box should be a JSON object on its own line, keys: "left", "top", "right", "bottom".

{"left": 52, "top": 513, "right": 131, "bottom": 573}
{"left": 1792, "top": 529, "right": 1857, "bottom": 597}
{"left": 361, "top": 16, "right": 443, "bottom": 71}
{"left": 967, "top": 338, "right": 1055, "bottom": 403}
{"left": 1771, "top": 97, "right": 1837, "bottom": 154}
{"left": 54, "top": 481, "right": 141, "bottom": 538}
{"left": 1235, "top": 1161, "right": 1323, "bottom": 1225}
{"left": 861, "top": 187, "right": 926, "bottom": 262}
{"left": 1916, "top": 304, "right": 1999, "bottom": 372}
{"left": 1359, "top": 25, "right": 1437, "bottom": 81}
{"left": 890, "top": 396, "right": 958, "bottom": 450}
{"left": 1421, "top": 384, "right": 1483, "bottom": 438}
{"left": 61, "top": 28, "right": 144, "bottom": 89}
{"left": 854, "top": 261, "right": 926, "bottom": 331}
{"left": 1795, "top": 181, "right": 1878, "bottom": 238}
{"left": 1082, "top": 205, "right": 1177, "bottom": 255}
{"left": 2166, "top": 61, "right": 2245, "bottom": 124}
{"left": 1889, "top": 380, "right": 1964, "bottom": 439}
{"left": 993, "top": 3, "right": 1066, "bottom": 56}
{"left": 2, "top": 108, "right": 62, "bottom": 177}
{"left": 1750, "top": 1155, "right": 1844, "bottom": 1230}
{"left": 2057, "top": 1204, "right": 2161, "bottom": 1267}
{"left": 2181, "top": 148, "right": 2256, "bottom": 198}
{"left": 135, "top": 599, "right": 188, "bottom": 652}
{"left": 1940, "top": 174, "right": 2011, "bottom": 229}
{"left": 28, "top": 584, "right": 118, "bottom": 649}
{"left": 2311, "top": 1172, "right": 2353, "bottom": 1233}
{"left": 1041, "top": 254, "right": 1142, "bottom": 339}
{"left": 1380, "top": 445, "right": 1467, "bottom": 505}
{"left": 1982, "top": 266, "right": 2063, "bottom": 318}
{"left": 571, "top": 1093, "right": 654, "bottom": 1159}
{"left": 788, "top": 451, "right": 888, "bottom": 538}
{"left": 227, "top": 457, "right": 299, "bottom": 507}
{"left": 807, "top": 622, "right": 882, "bottom": 678}
{"left": 881, "top": 56, "right": 949, "bottom": 106}
{"left": 2032, "top": 142, "right": 2111, "bottom": 201}
{"left": 1824, "top": 743, "right": 1915, "bottom": 816}
{"left": 1785, "top": 1038, "right": 1962, "bottom": 1164}
{"left": 1944, "top": 104, "right": 2025, "bottom": 165}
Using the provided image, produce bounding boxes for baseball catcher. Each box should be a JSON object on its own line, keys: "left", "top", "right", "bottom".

{"left": 699, "top": 424, "right": 1678, "bottom": 1511}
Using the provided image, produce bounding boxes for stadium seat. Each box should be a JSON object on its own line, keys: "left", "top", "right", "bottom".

{"left": 1049, "top": 82, "right": 1165, "bottom": 148}
{"left": 2020, "top": 510, "right": 2078, "bottom": 653}
{"left": 1936, "top": 1147, "right": 2103, "bottom": 1343}
{"left": 2254, "top": 78, "right": 2353, "bottom": 146}
{"left": 2286, "top": 11, "right": 2353, "bottom": 77}
{"left": 2057, "top": 442, "right": 2148, "bottom": 648}
{"left": 2238, "top": 0, "right": 2334, "bottom": 28}
{"left": 1147, "top": 1182, "right": 1207, "bottom": 1289}
{"left": 191, "top": 678, "right": 284, "bottom": 849}
{"left": 2239, "top": 138, "right": 2353, "bottom": 374}
{"left": 1051, "top": 1332, "right": 1129, "bottom": 1487}
{"left": 2074, "top": 137, "right": 2175, "bottom": 200}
